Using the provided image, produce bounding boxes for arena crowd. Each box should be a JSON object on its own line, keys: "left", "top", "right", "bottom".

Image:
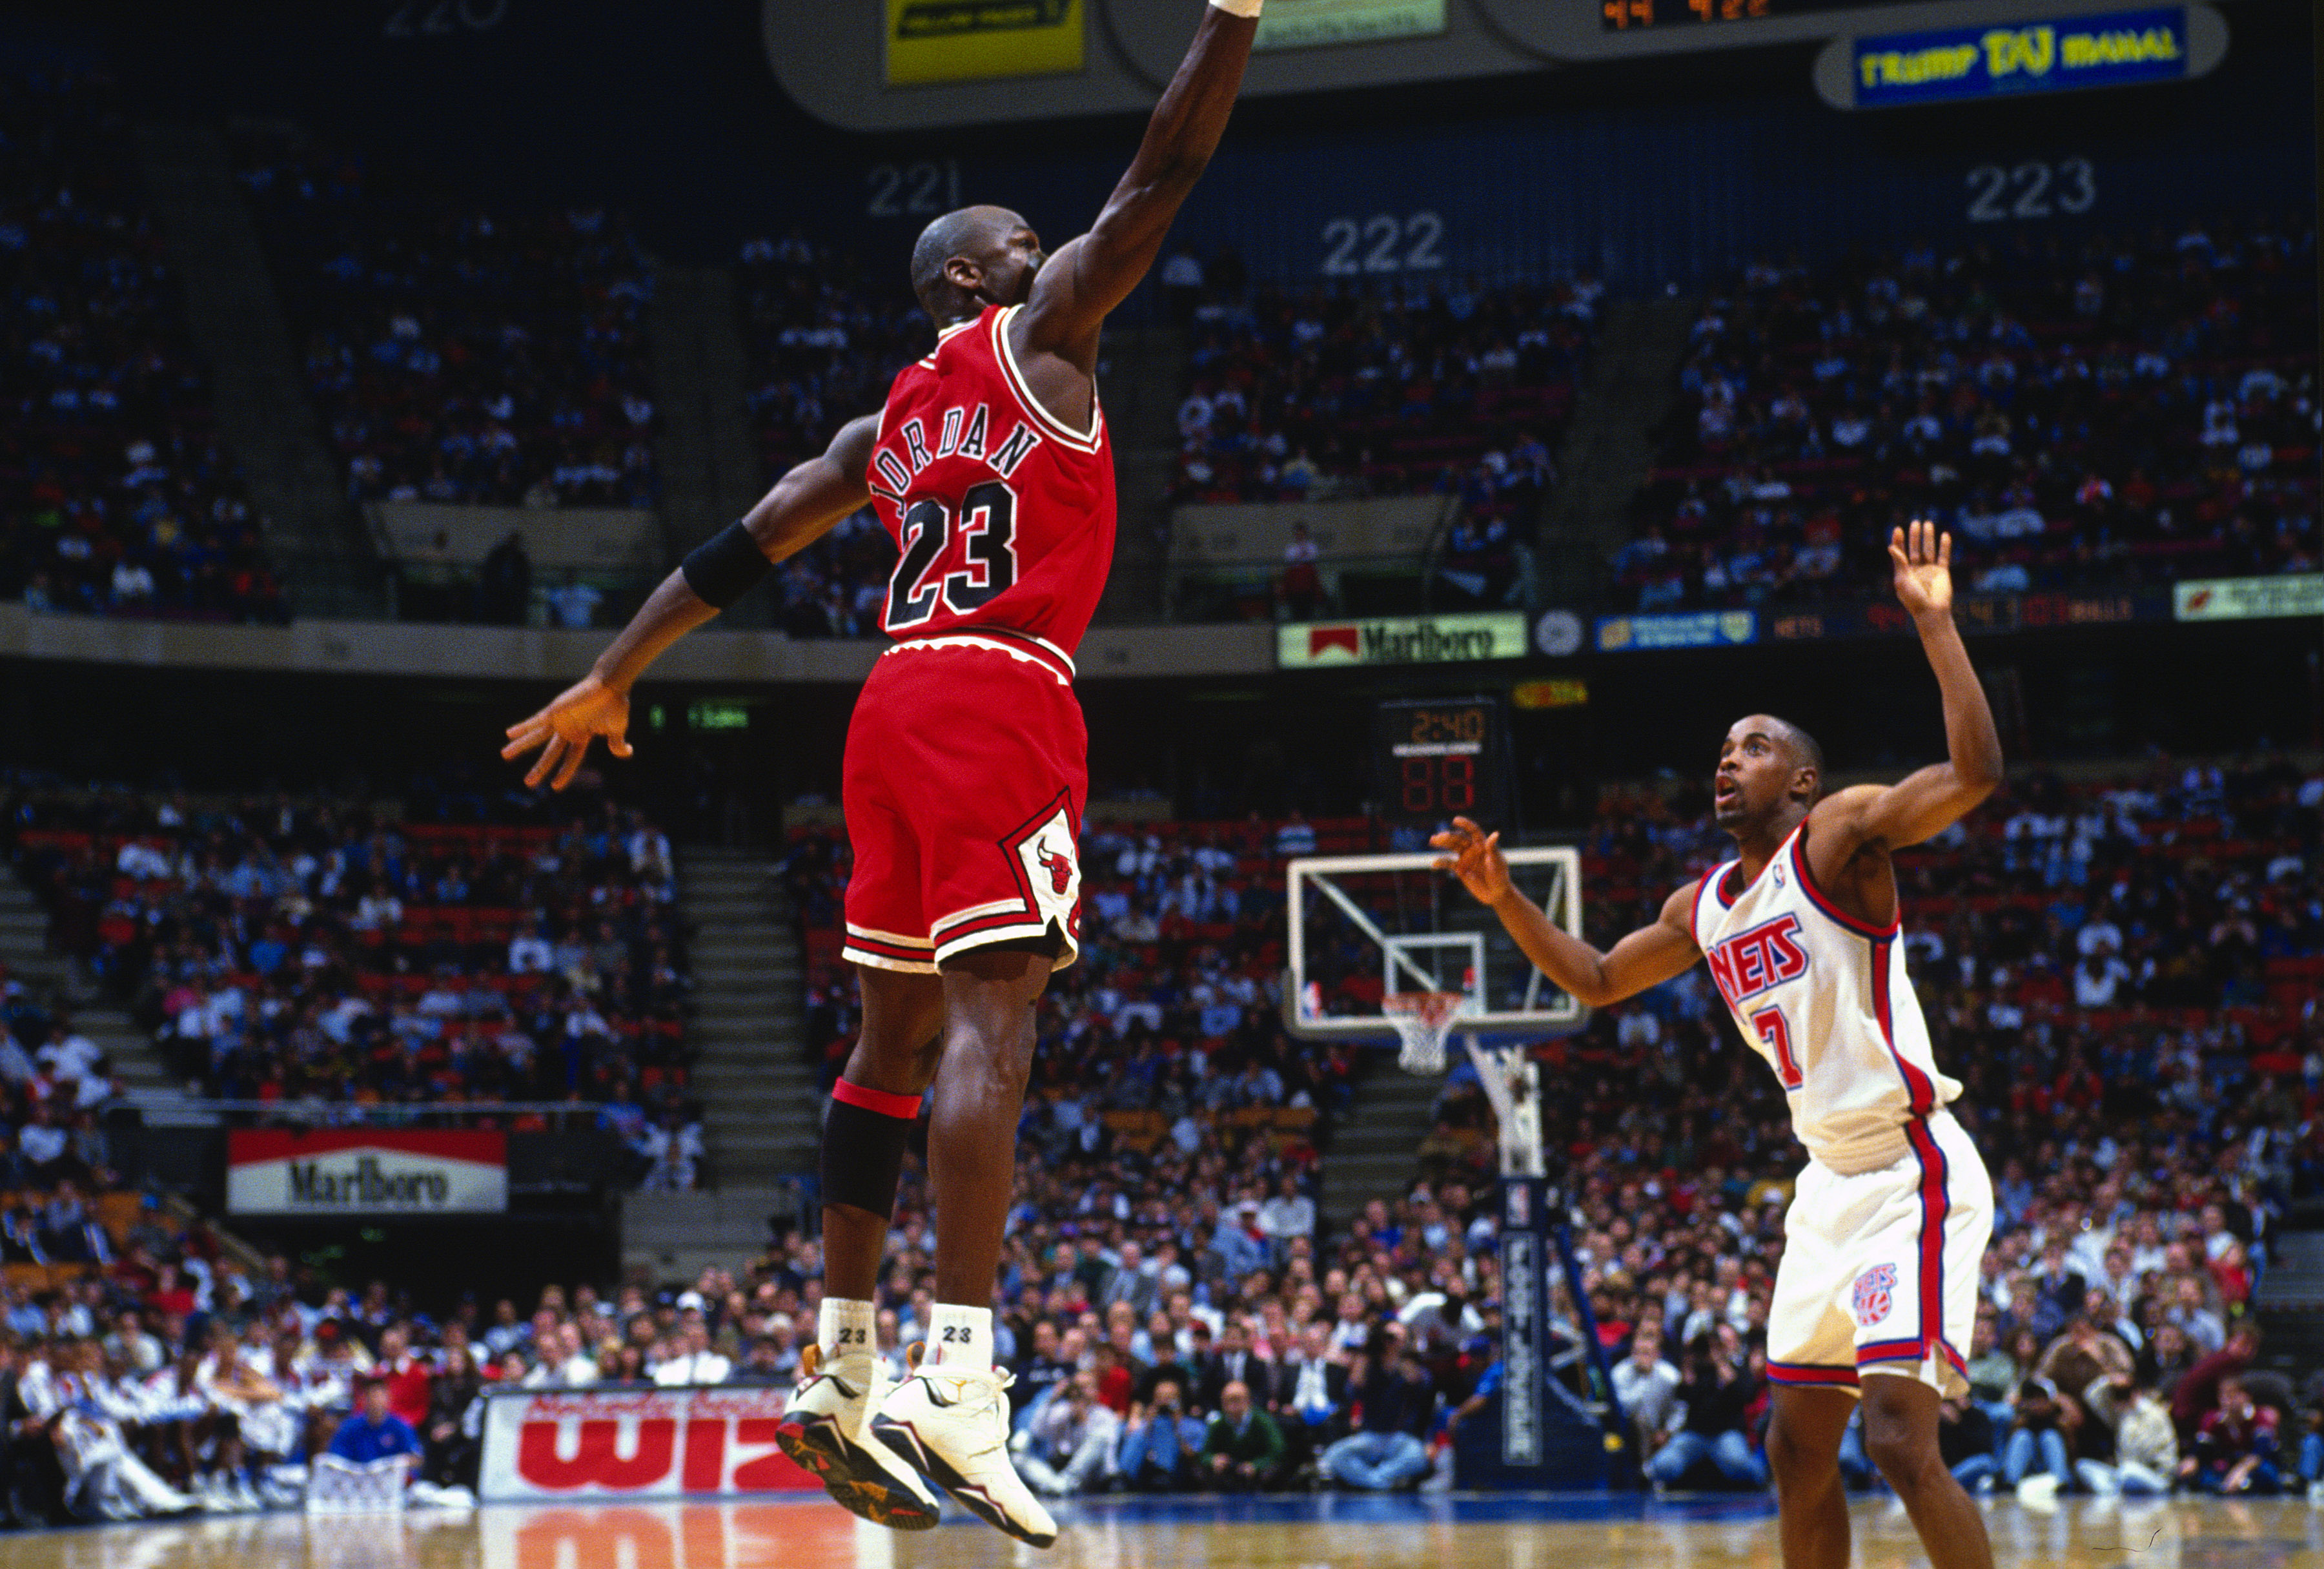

{"left": 767, "top": 751, "right": 2319, "bottom": 1498}
{"left": 4, "top": 776, "right": 704, "bottom": 1189}
{"left": 1615, "top": 220, "right": 2320, "bottom": 613}
{"left": 234, "top": 126, "right": 660, "bottom": 513}
{"left": 0, "top": 69, "right": 286, "bottom": 624}
{"left": 1163, "top": 265, "right": 1589, "bottom": 516}
{"left": 0, "top": 750, "right": 2312, "bottom": 1517}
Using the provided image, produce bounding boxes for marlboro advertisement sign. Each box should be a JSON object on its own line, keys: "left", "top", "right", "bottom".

{"left": 226, "top": 1129, "right": 507, "bottom": 1216}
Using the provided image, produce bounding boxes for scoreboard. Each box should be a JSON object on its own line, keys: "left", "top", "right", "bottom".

{"left": 1372, "top": 697, "right": 1513, "bottom": 830}
{"left": 1600, "top": 0, "right": 1925, "bottom": 28}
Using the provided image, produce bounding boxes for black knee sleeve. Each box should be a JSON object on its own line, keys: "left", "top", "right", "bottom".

{"left": 821, "top": 1092, "right": 914, "bottom": 1218}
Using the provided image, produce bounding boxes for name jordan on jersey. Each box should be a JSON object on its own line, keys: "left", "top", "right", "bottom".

{"left": 870, "top": 403, "right": 1045, "bottom": 496}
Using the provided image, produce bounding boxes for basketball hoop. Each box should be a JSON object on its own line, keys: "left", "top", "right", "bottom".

{"left": 1383, "top": 990, "right": 1466, "bottom": 1075}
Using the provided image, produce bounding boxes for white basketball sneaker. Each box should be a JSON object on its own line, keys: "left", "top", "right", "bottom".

{"left": 872, "top": 1360, "right": 1057, "bottom": 1549}
{"left": 774, "top": 1344, "right": 943, "bottom": 1532}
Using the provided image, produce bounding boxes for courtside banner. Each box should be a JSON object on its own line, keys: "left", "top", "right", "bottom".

{"left": 885, "top": 0, "right": 1084, "bottom": 86}
{"left": 478, "top": 1388, "right": 819, "bottom": 1501}
{"left": 225, "top": 1129, "right": 506, "bottom": 1216}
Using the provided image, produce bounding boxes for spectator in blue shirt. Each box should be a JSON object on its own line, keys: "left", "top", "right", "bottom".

{"left": 248, "top": 928, "right": 290, "bottom": 977}
{"left": 1116, "top": 1377, "right": 1208, "bottom": 1492}
{"left": 330, "top": 1379, "right": 423, "bottom": 1465}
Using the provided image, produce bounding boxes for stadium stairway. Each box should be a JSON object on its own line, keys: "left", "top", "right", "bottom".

{"left": 620, "top": 1185, "right": 801, "bottom": 1286}
{"left": 678, "top": 847, "right": 821, "bottom": 1185}
{"left": 1533, "top": 294, "right": 1695, "bottom": 607}
{"left": 131, "top": 122, "right": 385, "bottom": 618}
{"left": 1318, "top": 1065, "right": 1445, "bottom": 1232}
{"left": 1093, "top": 325, "right": 1189, "bottom": 624}
{"left": 648, "top": 269, "right": 765, "bottom": 610}
{"left": 0, "top": 878, "right": 203, "bottom": 1127}
{"left": 2255, "top": 1218, "right": 2324, "bottom": 1380}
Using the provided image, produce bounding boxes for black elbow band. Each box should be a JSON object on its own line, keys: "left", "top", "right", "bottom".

{"left": 680, "top": 520, "right": 773, "bottom": 610}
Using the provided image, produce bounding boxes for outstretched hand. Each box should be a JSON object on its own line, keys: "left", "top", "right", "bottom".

{"left": 1889, "top": 518, "right": 1953, "bottom": 620}
{"left": 1430, "top": 816, "right": 1512, "bottom": 907}
{"left": 501, "top": 674, "right": 631, "bottom": 792}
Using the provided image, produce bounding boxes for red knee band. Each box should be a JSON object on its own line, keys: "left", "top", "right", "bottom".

{"left": 832, "top": 1078, "right": 921, "bottom": 1119}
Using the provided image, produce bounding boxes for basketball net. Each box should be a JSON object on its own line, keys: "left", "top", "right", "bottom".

{"left": 1382, "top": 990, "right": 1466, "bottom": 1075}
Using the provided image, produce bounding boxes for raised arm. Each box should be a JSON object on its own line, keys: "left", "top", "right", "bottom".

{"left": 1431, "top": 819, "right": 1703, "bottom": 1009}
{"left": 1017, "top": 2, "right": 1257, "bottom": 365}
{"left": 500, "top": 416, "right": 879, "bottom": 790}
{"left": 1806, "top": 521, "right": 2004, "bottom": 867}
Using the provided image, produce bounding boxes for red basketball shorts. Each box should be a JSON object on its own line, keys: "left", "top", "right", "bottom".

{"left": 841, "top": 631, "right": 1086, "bottom": 975}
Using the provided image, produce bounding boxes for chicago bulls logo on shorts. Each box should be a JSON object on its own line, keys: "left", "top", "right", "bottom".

{"left": 1033, "top": 837, "right": 1073, "bottom": 896}
{"left": 1009, "top": 801, "right": 1081, "bottom": 941}
{"left": 1851, "top": 1264, "right": 1897, "bottom": 1328}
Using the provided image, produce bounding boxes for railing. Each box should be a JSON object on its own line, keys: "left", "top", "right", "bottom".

{"left": 1165, "top": 495, "right": 1456, "bottom": 624}
{"left": 385, "top": 561, "right": 660, "bottom": 628}
{"left": 1167, "top": 551, "right": 1438, "bottom": 624}
{"left": 276, "top": 549, "right": 394, "bottom": 621}
{"left": 117, "top": 1093, "right": 613, "bottom": 1131}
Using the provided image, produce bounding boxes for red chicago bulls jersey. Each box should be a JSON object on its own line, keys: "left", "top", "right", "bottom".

{"left": 866, "top": 304, "right": 1115, "bottom": 655}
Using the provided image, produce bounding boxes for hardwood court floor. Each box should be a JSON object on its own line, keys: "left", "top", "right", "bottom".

{"left": 7, "top": 1493, "right": 2318, "bottom": 1569}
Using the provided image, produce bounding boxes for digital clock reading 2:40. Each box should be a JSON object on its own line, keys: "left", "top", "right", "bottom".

{"left": 1373, "top": 697, "right": 1510, "bottom": 828}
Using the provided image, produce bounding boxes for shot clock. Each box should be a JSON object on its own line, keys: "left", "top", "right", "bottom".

{"left": 1372, "top": 696, "right": 1513, "bottom": 830}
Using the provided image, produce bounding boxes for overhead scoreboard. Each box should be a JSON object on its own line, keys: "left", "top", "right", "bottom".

{"left": 1599, "top": 0, "right": 1926, "bottom": 28}
{"left": 1551, "top": 0, "right": 2227, "bottom": 89}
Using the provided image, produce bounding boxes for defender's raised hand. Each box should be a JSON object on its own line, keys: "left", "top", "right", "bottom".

{"left": 501, "top": 673, "right": 632, "bottom": 791}
{"left": 1431, "top": 816, "right": 1513, "bottom": 907}
{"left": 1889, "top": 518, "right": 1953, "bottom": 620}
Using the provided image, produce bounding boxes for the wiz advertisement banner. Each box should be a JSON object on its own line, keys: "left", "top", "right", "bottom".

{"left": 1256, "top": 0, "right": 1449, "bottom": 50}
{"left": 885, "top": 0, "right": 1085, "bottom": 85}
{"left": 480, "top": 1388, "right": 821, "bottom": 1501}
{"left": 226, "top": 1129, "right": 507, "bottom": 1215}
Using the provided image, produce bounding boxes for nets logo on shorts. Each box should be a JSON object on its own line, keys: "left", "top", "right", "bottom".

{"left": 1851, "top": 1264, "right": 1897, "bottom": 1328}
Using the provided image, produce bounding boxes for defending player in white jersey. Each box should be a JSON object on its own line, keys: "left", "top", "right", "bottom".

{"left": 1435, "top": 522, "right": 2001, "bottom": 1569}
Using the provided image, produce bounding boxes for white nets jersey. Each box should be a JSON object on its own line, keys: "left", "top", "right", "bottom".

{"left": 1689, "top": 819, "right": 1962, "bottom": 1174}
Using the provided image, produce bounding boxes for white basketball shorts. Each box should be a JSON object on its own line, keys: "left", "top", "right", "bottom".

{"left": 1766, "top": 1109, "right": 1992, "bottom": 1398}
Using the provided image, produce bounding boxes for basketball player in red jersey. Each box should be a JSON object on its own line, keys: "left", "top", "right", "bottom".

{"left": 501, "top": 1, "right": 1259, "bottom": 1545}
